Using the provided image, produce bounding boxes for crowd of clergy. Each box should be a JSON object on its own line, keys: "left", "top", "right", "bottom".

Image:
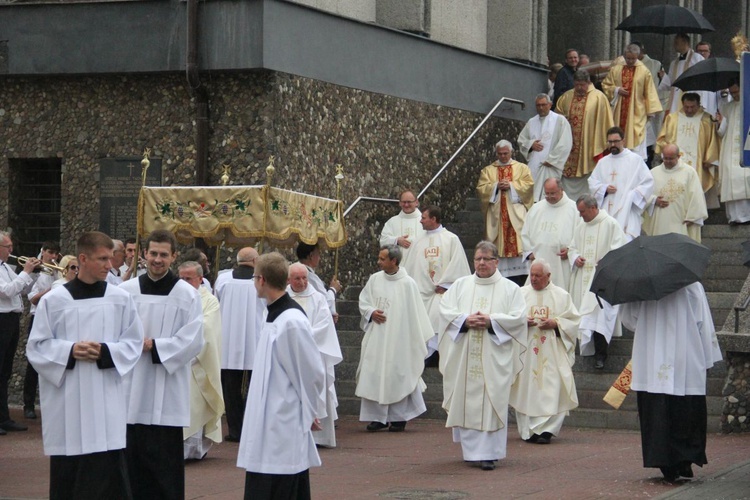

{"left": 0, "top": 31, "right": 735, "bottom": 498}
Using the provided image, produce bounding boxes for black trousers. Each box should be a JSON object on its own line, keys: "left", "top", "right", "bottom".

{"left": 0, "top": 311, "right": 21, "bottom": 423}
{"left": 126, "top": 424, "right": 184, "bottom": 500}
{"left": 23, "top": 315, "right": 38, "bottom": 410}
{"left": 636, "top": 391, "right": 708, "bottom": 469}
{"left": 222, "top": 369, "right": 252, "bottom": 439}
{"left": 50, "top": 449, "right": 132, "bottom": 500}
{"left": 245, "top": 469, "right": 311, "bottom": 500}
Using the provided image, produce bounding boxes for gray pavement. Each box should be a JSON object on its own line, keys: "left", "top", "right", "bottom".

{"left": 1, "top": 407, "right": 749, "bottom": 499}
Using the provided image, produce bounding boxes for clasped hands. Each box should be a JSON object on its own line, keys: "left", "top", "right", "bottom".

{"left": 72, "top": 341, "right": 102, "bottom": 361}
{"left": 465, "top": 312, "right": 491, "bottom": 330}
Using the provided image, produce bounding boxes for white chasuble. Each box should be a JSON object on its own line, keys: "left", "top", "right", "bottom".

{"left": 27, "top": 284, "right": 143, "bottom": 456}
{"left": 588, "top": 149, "right": 654, "bottom": 241}
{"left": 288, "top": 285, "right": 342, "bottom": 448}
{"left": 411, "top": 226, "right": 471, "bottom": 334}
{"left": 381, "top": 210, "right": 426, "bottom": 277}
{"left": 642, "top": 161, "right": 706, "bottom": 242}
{"left": 621, "top": 282, "right": 721, "bottom": 396}
{"left": 521, "top": 193, "right": 579, "bottom": 290}
{"left": 356, "top": 268, "right": 432, "bottom": 405}
{"left": 567, "top": 211, "right": 626, "bottom": 353}
{"left": 510, "top": 284, "right": 580, "bottom": 419}
{"left": 185, "top": 287, "right": 224, "bottom": 443}
{"left": 438, "top": 272, "right": 527, "bottom": 432}
{"left": 517, "top": 112, "right": 573, "bottom": 201}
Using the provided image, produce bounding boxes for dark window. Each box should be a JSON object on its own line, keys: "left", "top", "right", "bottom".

{"left": 8, "top": 158, "right": 61, "bottom": 258}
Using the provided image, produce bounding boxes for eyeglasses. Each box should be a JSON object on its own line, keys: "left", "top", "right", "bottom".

{"left": 67, "top": 265, "right": 79, "bottom": 271}
{"left": 607, "top": 139, "right": 623, "bottom": 144}
{"left": 400, "top": 200, "right": 417, "bottom": 204}
{"left": 473, "top": 257, "right": 498, "bottom": 262}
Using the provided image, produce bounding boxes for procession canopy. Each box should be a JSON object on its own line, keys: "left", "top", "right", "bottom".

{"left": 137, "top": 185, "right": 347, "bottom": 249}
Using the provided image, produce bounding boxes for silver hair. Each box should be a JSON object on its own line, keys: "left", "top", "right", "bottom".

{"left": 0, "top": 230, "right": 10, "bottom": 242}
{"left": 625, "top": 43, "right": 641, "bottom": 56}
{"left": 178, "top": 260, "right": 203, "bottom": 277}
{"left": 576, "top": 194, "right": 598, "bottom": 208}
{"left": 544, "top": 177, "right": 563, "bottom": 190}
{"left": 531, "top": 257, "right": 552, "bottom": 275}
{"left": 495, "top": 139, "right": 514, "bottom": 152}
{"left": 535, "top": 93, "right": 552, "bottom": 104}
{"left": 379, "top": 245, "right": 402, "bottom": 265}
{"left": 475, "top": 240, "right": 499, "bottom": 259}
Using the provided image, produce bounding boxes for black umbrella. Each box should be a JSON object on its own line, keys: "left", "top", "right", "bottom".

{"left": 590, "top": 233, "right": 711, "bottom": 306}
{"left": 672, "top": 57, "right": 740, "bottom": 92}
{"left": 616, "top": 4, "right": 714, "bottom": 34}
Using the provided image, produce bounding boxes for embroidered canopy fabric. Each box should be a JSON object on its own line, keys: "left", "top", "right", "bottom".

{"left": 138, "top": 186, "right": 347, "bottom": 248}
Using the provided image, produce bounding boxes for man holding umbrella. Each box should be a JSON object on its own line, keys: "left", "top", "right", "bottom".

{"left": 591, "top": 232, "right": 721, "bottom": 482}
{"left": 717, "top": 79, "right": 750, "bottom": 224}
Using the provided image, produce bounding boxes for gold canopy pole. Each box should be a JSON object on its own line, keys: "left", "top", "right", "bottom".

{"left": 214, "top": 164, "right": 231, "bottom": 283}
{"left": 129, "top": 148, "right": 151, "bottom": 280}
{"left": 260, "top": 156, "right": 275, "bottom": 254}
{"left": 333, "top": 164, "right": 344, "bottom": 278}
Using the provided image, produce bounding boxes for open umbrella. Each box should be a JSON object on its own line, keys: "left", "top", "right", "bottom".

{"left": 616, "top": 4, "right": 714, "bottom": 34}
{"left": 672, "top": 57, "right": 740, "bottom": 92}
{"left": 590, "top": 233, "right": 711, "bottom": 306}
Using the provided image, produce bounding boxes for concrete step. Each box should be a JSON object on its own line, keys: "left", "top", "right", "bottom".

{"left": 576, "top": 389, "right": 724, "bottom": 415}
{"left": 342, "top": 286, "right": 363, "bottom": 301}
{"left": 336, "top": 300, "right": 360, "bottom": 316}
{"left": 565, "top": 407, "right": 640, "bottom": 430}
{"left": 336, "top": 314, "right": 360, "bottom": 332}
{"left": 337, "top": 396, "right": 446, "bottom": 420}
{"left": 336, "top": 379, "right": 444, "bottom": 402}
{"left": 450, "top": 210, "right": 484, "bottom": 224}
{"left": 702, "top": 224, "right": 750, "bottom": 238}
{"left": 573, "top": 369, "right": 726, "bottom": 393}
{"left": 702, "top": 278, "right": 747, "bottom": 293}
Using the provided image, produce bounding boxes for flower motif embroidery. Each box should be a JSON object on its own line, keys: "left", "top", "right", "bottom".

{"left": 540, "top": 336, "right": 546, "bottom": 344}
{"left": 533, "top": 347, "right": 539, "bottom": 355}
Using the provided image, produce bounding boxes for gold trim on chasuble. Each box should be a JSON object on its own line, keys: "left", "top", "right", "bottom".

{"left": 463, "top": 284, "right": 496, "bottom": 428}
{"left": 564, "top": 93, "right": 589, "bottom": 178}
{"left": 619, "top": 66, "right": 635, "bottom": 131}
{"left": 496, "top": 165, "right": 519, "bottom": 257}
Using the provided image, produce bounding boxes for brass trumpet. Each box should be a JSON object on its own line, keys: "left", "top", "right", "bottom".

{"left": 9, "top": 254, "right": 65, "bottom": 275}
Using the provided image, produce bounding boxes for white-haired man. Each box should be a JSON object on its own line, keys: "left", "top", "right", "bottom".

{"left": 510, "top": 258, "right": 580, "bottom": 444}
{"left": 477, "top": 140, "right": 534, "bottom": 285}
{"left": 517, "top": 94, "right": 573, "bottom": 201}
{"left": 287, "top": 262, "right": 342, "bottom": 448}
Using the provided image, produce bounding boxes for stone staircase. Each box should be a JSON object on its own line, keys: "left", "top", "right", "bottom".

{"left": 332, "top": 202, "right": 749, "bottom": 431}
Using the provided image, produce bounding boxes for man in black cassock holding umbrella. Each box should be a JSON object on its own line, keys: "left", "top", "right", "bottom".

{"left": 592, "top": 233, "right": 723, "bottom": 482}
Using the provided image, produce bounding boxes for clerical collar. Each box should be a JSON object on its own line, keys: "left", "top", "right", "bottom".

{"left": 233, "top": 266, "right": 254, "bottom": 280}
{"left": 139, "top": 270, "right": 179, "bottom": 296}
{"left": 399, "top": 210, "right": 421, "bottom": 219}
{"left": 266, "top": 292, "right": 305, "bottom": 322}
{"left": 65, "top": 277, "right": 107, "bottom": 300}
{"left": 678, "top": 53, "right": 687, "bottom": 60}
{"left": 425, "top": 225, "right": 444, "bottom": 235}
{"left": 473, "top": 271, "right": 502, "bottom": 285}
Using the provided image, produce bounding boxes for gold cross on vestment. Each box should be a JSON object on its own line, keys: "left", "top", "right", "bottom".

{"left": 468, "top": 365, "right": 484, "bottom": 380}
{"left": 609, "top": 170, "right": 618, "bottom": 183}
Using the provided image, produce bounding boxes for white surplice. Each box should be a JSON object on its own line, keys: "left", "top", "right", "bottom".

{"left": 589, "top": 148, "right": 654, "bottom": 241}
{"left": 119, "top": 276, "right": 204, "bottom": 427}
{"left": 27, "top": 283, "right": 143, "bottom": 456}
{"left": 438, "top": 271, "right": 527, "bottom": 461}
{"left": 567, "top": 211, "right": 627, "bottom": 354}
{"left": 213, "top": 270, "right": 264, "bottom": 370}
{"left": 305, "top": 265, "right": 337, "bottom": 315}
{"left": 237, "top": 295, "right": 326, "bottom": 475}
{"left": 510, "top": 284, "right": 580, "bottom": 440}
{"left": 620, "top": 282, "right": 722, "bottom": 396}
{"left": 517, "top": 111, "right": 573, "bottom": 201}
{"left": 288, "top": 284, "right": 343, "bottom": 448}
{"left": 521, "top": 193, "right": 579, "bottom": 290}
{"left": 380, "top": 209, "right": 426, "bottom": 278}
{"left": 356, "top": 268, "right": 432, "bottom": 421}
{"left": 659, "top": 50, "right": 708, "bottom": 116}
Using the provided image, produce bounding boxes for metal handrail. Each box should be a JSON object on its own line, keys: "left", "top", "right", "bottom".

{"left": 734, "top": 294, "right": 750, "bottom": 333}
{"left": 342, "top": 96, "right": 525, "bottom": 218}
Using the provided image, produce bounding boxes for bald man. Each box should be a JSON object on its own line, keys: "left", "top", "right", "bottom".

{"left": 213, "top": 247, "right": 264, "bottom": 442}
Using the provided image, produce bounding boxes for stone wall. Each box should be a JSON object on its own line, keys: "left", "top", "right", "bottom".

{"left": 721, "top": 353, "right": 750, "bottom": 433}
{"left": 1, "top": 70, "right": 524, "bottom": 406}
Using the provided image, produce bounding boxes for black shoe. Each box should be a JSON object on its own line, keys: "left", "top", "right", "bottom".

{"left": 389, "top": 421, "right": 406, "bottom": 432}
{"left": 660, "top": 466, "right": 678, "bottom": 482}
{"left": 480, "top": 460, "right": 496, "bottom": 471}
{"left": 366, "top": 421, "right": 389, "bottom": 432}
{"left": 524, "top": 434, "right": 539, "bottom": 443}
{"left": 24, "top": 408, "right": 37, "bottom": 419}
{"left": 224, "top": 434, "right": 240, "bottom": 443}
{"left": 678, "top": 462, "right": 694, "bottom": 478}
{"left": 594, "top": 359, "right": 605, "bottom": 370}
{"left": 0, "top": 420, "right": 28, "bottom": 432}
{"left": 536, "top": 432, "right": 552, "bottom": 444}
